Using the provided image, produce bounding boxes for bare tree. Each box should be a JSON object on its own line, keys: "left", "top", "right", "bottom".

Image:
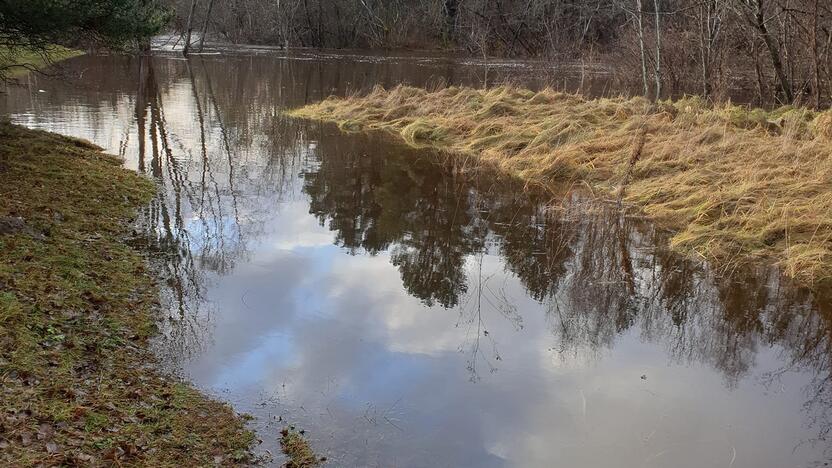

{"left": 182, "top": 0, "right": 199, "bottom": 56}
{"left": 616, "top": 0, "right": 650, "bottom": 96}
{"left": 811, "top": 0, "right": 820, "bottom": 107}
{"left": 158, "top": 0, "right": 831, "bottom": 105}
{"left": 653, "top": 0, "right": 662, "bottom": 100}
{"left": 697, "top": 0, "right": 725, "bottom": 97}
{"left": 197, "top": 0, "right": 215, "bottom": 52}
{"left": 735, "top": 0, "right": 794, "bottom": 102}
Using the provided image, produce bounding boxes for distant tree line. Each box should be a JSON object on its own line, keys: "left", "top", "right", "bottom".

{"left": 167, "top": 0, "right": 832, "bottom": 106}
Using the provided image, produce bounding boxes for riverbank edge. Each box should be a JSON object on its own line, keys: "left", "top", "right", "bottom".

{"left": 289, "top": 85, "right": 832, "bottom": 288}
{"left": 281, "top": 427, "right": 324, "bottom": 467}
{"left": 0, "top": 123, "right": 255, "bottom": 465}
{"left": 1, "top": 46, "right": 85, "bottom": 79}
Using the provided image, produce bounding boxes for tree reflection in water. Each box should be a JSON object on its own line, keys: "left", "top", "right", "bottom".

{"left": 299, "top": 118, "right": 832, "bottom": 438}
{"left": 146, "top": 56, "right": 830, "bottom": 456}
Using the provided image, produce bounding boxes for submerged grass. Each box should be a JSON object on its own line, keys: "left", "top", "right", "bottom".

{"left": 0, "top": 123, "right": 254, "bottom": 465}
{"left": 291, "top": 85, "right": 832, "bottom": 286}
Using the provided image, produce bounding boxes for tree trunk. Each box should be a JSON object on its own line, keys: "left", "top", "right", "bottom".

{"left": 198, "top": 0, "right": 215, "bottom": 52}
{"left": 443, "top": 0, "right": 459, "bottom": 43}
{"left": 752, "top": 39, "right": 766, "bottom": 104}
{"left": 751, "top": 0, "right": 793, "bottom": 101}
{"left": 636, "top": 0, "right": 649, "bottom": 96}
{"left": 698, "top": 0, "right": 722, "bottom": 98}
{"left": 278, "top": 0, "right": 290, "bottom": 49}
{"left": 653, "top": 0, "right": 662, "bottom": 100}
{"left": 811, "top": 0, "right": 820, "bottom": 108}
{"left": 183, "top": 0, "right": 199, "bottom": 56}
{"left": 138, "top": 0, "right": 152, "bottom": 53}
{"left": 699, "top": 4, "right": 709, "bottom": 96}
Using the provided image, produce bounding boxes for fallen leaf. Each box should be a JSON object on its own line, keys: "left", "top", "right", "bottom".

{"left": 37, "top": 423, "right": 54, "bottom": 441}
{"left": 45, "top": 441, "right": 59, "bottom": 454}
{"left": 119, "top": 442, "right": 139, "bottom": 457}
{"left": 102, "top": 446, "right": 123, "bottom": 461}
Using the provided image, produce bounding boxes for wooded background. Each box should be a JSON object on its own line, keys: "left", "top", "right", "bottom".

{"left": 166, "top": 0, "right": 832, "bottom": 106}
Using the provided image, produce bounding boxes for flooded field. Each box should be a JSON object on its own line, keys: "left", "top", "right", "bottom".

{"left": 3, "top": 50, "right": 831, "bottom": 467}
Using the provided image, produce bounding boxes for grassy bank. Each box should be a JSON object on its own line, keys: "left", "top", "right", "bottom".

{"left": 0, "top": 123, "right": 254, "bottom": 465}
{"left": 0, "top": 46, "right": 84, "bottom": 78}
{"left": 291, "top": 85, "right": 832, "bottom": 286}
{"left": 280, "top": 427, "right": 323, "bottom": 467}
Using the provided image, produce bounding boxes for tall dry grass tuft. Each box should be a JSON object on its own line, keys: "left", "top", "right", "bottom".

{"left": 289, "top": 85, "right": 832, "bottom": 287}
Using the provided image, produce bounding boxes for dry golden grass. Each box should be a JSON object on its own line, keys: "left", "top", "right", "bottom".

{"left": 290, "top": 85, "right": 832, "bottom": 286}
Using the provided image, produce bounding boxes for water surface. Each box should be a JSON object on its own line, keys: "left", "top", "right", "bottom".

{"left": 3, "top": 50, "right": 831, "bottom": 468}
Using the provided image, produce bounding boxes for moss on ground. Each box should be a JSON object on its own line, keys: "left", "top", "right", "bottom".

{"left": 291, "top": 85, "right": 832, "bottom": 287}
{"left": 0, "top": 123, "right": 254, "bottom": 466}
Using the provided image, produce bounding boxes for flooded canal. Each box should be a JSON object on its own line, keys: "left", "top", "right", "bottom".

{"left": 3, "top": 50, "right": 831, "bottom": 467}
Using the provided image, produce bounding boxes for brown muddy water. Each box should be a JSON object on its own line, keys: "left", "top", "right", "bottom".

{"left": 2, "top": 49, "right": 832, "bottom": 468}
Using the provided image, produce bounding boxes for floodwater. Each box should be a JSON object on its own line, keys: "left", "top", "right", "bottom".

{"left": 3, "top": 49, "right": 831, "bottom": 468}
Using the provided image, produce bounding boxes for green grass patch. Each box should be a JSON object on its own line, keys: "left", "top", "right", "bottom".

{"left": 0, "top": 46, "right": 84, "bottom": 78}
{"left": 0, "top": 122, "right": 254, "bottom": 465}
